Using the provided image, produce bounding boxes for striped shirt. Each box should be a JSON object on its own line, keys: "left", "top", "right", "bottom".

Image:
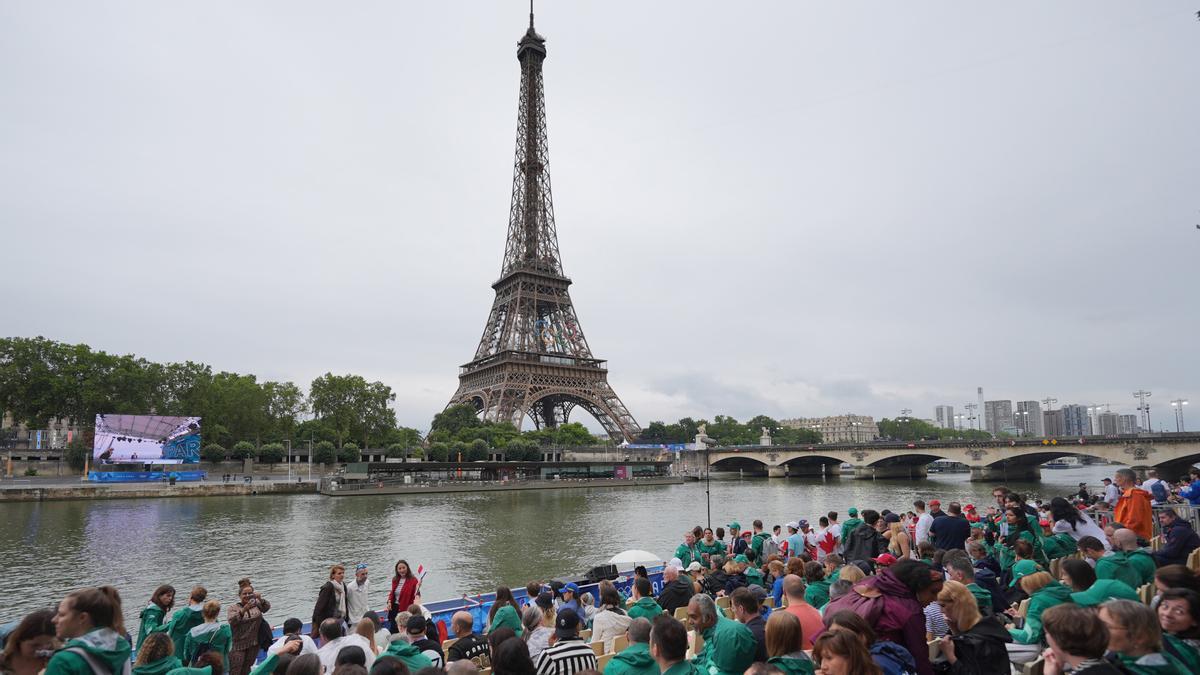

{"left": 924, "top": 603, "right": 949, "bottom": 639}
{"left": 534, "top": 637, "right": 597, "bottom": 675}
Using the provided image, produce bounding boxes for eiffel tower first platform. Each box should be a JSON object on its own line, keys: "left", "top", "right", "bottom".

{"left": 447, "top": 10, "right": 641, "bottom": 442}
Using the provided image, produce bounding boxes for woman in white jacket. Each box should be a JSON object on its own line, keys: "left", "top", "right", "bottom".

{"left": 588, "top": 582, "right": 631, "bottom": 653}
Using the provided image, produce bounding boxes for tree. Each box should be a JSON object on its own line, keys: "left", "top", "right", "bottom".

{"left": 386, "top": 443, "right": 407, "bottom": 459}
{"left": 505, "top": 438, "right": 540, "bottom": 461}
{"left": 466, "top": 438, "right": 489, "bottom": 462}
{"left": 259, "top": 443, "right": 286, "bottom": 465}
{"left": 64, "top": 440, "right": 90, "bottom": 471}
{"left": 313, "top": 441, "right": 337, "bottom": 465}
{"left": 201, "top": 444, "right": 227, "bottom": 463}
{"left": 309, "top": 373, "right": 397, "bottom": 447}
{"left": 430, "top": 404, "right": 483, "bottom": 436}
{"left": 262, "top": 381, "right": 307, "bottom": 441}
{"left": 339, "top": 443, "right": 361, "bottom": 463}
{"left": 428, "top": 442, "right": 450, "bottom": 462}
{"left": 231, "top": 441, "right": 258, "bottom": 460}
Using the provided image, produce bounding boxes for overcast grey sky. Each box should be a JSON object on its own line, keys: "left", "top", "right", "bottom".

{"left": 3, "top": 2, "right": 1198, "bottom": 433}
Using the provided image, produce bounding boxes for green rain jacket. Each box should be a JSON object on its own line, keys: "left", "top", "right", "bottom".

{"left": 487, "top": 604, "right": 524, "bottom": 636}
{"left": 743, "top": 567, "right": 766, "bottom": 590}
{"left": 383, "top": 640, "right": 435, "bottom": 671}
{"left": 1162, "top": 634, "right": 1200, "bottom": 674}
{"left": 750, "top": 533, "right": 771, "bottom": 561}
{"left": 45, "top": 628, "right": 133, "bottom": 675}
{"left": 803, "top": 580, "right": 831, "bottom": 609}
{"left": 603, "top": 642, "right": 659, "bottom": 675}
{"left": 181, "top": 623, "right": 231, "bottom": 667}
{"left": 840, "top": 518, "right": 863, "bottom": 539}
{"left": 137, "top": 605, "right": 167, "bottom": 654}
{"left": 1008, "top": 581, "right": 1072, "bottom": 645}
{"left": 1109, "top": 649, "right": 1190, "bottom": 674}
{"left": 696, "top": 540, "right": 725, "bottom": 562}
{"left": 161, "top": 606, "right": 205, "bottom": 663}
{"left": 1095, "top": 552, "right": 1142, "bottom": 591}
{"left": 675, "top": 544, "right": 699, "bottom": 568}
{"left": 966, "top": 583, "right": 993, "bottom": 614}
{"left": 766, "top": 656, "right": 815, "bottom": 675}
{"left": 1127, "top": 549, "right": 1157, "bottom": 586}
{"left": 164, "top": 667, "right": 212, "bottom": 675}
{"left": 661, "top": 661, "right": 700, "bottom": 675}
{"left": 133, "top": 656, "right": 183, "bottom": 675}
{"left": 691, "top": 614, "right": 757, "bottom": 675}
{"left": 1040, "top": 533, "right": 1078, "bottom": 560}
{"left": 627, "top": 597, "right": 663, "bottom": 621}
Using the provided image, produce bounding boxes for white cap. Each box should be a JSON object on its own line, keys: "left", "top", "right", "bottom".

{"left": 786, "top": 521, "right": 799, "bottom": 530}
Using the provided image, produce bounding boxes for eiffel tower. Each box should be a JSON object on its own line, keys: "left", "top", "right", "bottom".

{"left": 447, "top": 8, "right": 641, "bottom": 442}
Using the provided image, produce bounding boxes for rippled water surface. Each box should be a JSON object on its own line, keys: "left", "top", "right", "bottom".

{"left": 1, "top": 465, "right": 1119, "bottom": 627}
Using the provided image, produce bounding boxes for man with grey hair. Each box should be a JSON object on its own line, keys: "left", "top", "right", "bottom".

{"left": 447, "top": 660, "right": 479, "bottom": 675}
{"left": 686, "top": 594, "right": 756, "bottom": 675}
{"left": 942, "top": 553, "right": 994, "bottom": 615}
{"left": 656, "top": 564, "right": 693, "bottom": 616}
{"left": 1113, "top": 467, "right": 1153, "bottom": 542}
{"left": 603, "top": 618, "right": 656, "bottom": 675}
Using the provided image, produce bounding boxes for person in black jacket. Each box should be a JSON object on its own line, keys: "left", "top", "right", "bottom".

{"left": 935, "top": 580, "right": 1011, "bottom": 675}
{"left": 655, "top": 565, "right": 694, "bottom": 616}
{"left": 1153, "top": 509, "right": 1200, "bottom": 567}
{"left": 842, "top": 509, "right": 887, "bottom": 566}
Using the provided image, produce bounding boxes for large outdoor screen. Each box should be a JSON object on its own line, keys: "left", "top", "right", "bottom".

{"left": 93, "top": 415, "right": 202, "bottom": 464}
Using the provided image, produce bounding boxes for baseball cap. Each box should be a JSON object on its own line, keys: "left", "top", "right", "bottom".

{"left": 1009, "top": 560, "right": 1041, "bottom": 587}
{"left": 741, "top": 530, "right": 752, "bottom": 538}
{"left": 1069, "top": 579, "right": 1140, "bottom": 607}
{"left": 747, "top": 586, "right": 768, "bottom": 603}
{"left": 873, "top": 553, "right": 897, "bottom": 566}
{"left": 929, "top": 499, "right": 941, "bottom": 507}
{"left": 847, "top": 507, "right": 858, "bottom": 516}
{"left": 1038, "top": 519, "right": 1051, "bottom": 527}
{"left": 786, "top": 521, "right": 799, "bottom": 531}
{"left": 562, "top": 582, "right": 578, "bottom": 594}
{"left": 727, "top": 522, "right": 741, "bottom": 530}
{"left": 405, "top": 614, "right": 427, "bottom": 633}
{"left": 733, "top": 554, "right": 750, "bottom": 564}
{"left": 883, "top": 513, "right": 901, "bottom": 524}
{"left": 798, "top": 519, "right": 809, "bottom": 529}
{"left": 964, "top": 504, "right": 975, "bottom": 510}
{"left": 535, "top": 592, "right": 554, "bottom": 610}
{"left": 555, "top": 608, "right": 581, "bottom": 638}
{"left": 686, "top": 561, "right": 703, "bottom": 572}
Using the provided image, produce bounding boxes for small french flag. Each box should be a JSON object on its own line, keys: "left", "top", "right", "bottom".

{"left": 416, "top": 564, "right": 427, "bottom": 581}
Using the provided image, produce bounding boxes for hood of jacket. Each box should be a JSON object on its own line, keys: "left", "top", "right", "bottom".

{"left": 869, "top": 568, "right": 916, "bottom": 600}
{"left": 64, "top": 628, "right": 132, "bottom": 675}
{"left": 613, "top": 642, "right": 655, "bottom": 670}
{"left": 869, "top": 641, "right": 918, "bottom": 672}
{"left": 189, "top": 622, "right": 221, "bottom": 639}
{"left": 1034, "top": 581, "right": 1073, "bottom": 605}
{"left": 1165, "top": 518, "right": 1196, "bottom": 538}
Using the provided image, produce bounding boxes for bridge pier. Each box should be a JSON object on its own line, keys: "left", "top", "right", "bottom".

{"left": 768, "top": 466, "right": 787, "bottom": 478}
{"left": 852, "top": 465, "right": 928, "bottom": 480}
{"left": 969, "top": 465, "right": 1041, "bottom": 482}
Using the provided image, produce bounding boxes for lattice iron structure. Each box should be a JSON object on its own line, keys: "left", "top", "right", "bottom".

{"left": 448, "top": 11, "right": 641, "bottom": 442}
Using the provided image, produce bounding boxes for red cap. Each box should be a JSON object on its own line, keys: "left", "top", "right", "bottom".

{"left": 929, "top": 499, "right": 941, "bottom": 506}
{"left": 1039, "top": 519, "right": 1051, "bottom": 527}
{"left": 873, "top": 553, "right": 898, "bottom": 566}
{"left": 964, "top": 504, "right": 976, "bottom": 510}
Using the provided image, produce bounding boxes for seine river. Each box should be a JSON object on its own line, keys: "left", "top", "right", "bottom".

{"left": 1, "top": 465, "right": 1119, "bottom": 628}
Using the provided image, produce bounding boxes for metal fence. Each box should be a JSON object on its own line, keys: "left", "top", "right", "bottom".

{"left": 1089, "top": 503, "right": 1200, "bottom": 539}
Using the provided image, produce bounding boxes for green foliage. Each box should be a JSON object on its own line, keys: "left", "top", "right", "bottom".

{"left": 24, "top": 468, "right": 37, "bottom": 476}
{"left": 638, "top": 415, "right": 821, "bottom": 445}
{"left": 503, "top": 438, "right": 540, "bottom": 461}
{"left": 386, "top": 443, "right": 407, "bottom": 459}
{"left": 230, "top": 441, "right": 258, "bottom": 460}
{"left": 338, "top": 443, "right": 361, "bottom": 463}
{"left": 466, "top": 438, "right": 489, "bottom": 461}
{"left": 427, "top": 442, "right": 450, "bottom": 462}
{"left": 200, "top": 444, "right": 227, "bottom": 463}
{"left": 64, "top": 440, "right": 90, "bottom": 471}
{"left": 258, "top": 443, "right": 286, "bottom": 464}
{"left": 310, "top": 373, "right": 396, "bottom": 447}
{"left": 876, "top": 418, "right": 992, "bottom": 442}
{"left": 430, "top": 404, "right": 483, "bottom": 436}
{"left": 523, "top": 422, "right": 597, "bottom": 447}
{"left": 313, "top": 440, "right": 337, "bottom": 464}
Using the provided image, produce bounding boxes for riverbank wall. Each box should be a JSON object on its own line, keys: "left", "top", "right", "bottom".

{"left": 0, "top": 479, "right": 318, "bottom": 502}
{"left": 321, "top": 476, "right": 684, "bottom": 496}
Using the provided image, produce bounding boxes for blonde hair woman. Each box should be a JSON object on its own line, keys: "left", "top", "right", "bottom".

{"left": 836, "top": 564, "right": 865, "bottom": 584}
{"left": 934, "top": 581, "right": 1010, "bottom": 673}
{"left": 887, "top": 522, "right": 912, "bottom": 560}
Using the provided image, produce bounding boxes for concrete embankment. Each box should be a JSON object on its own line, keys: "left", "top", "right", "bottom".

{"left": 322, "top": 476, "right": 684, "bottom": 496}
{"left": 0, "top": 480, "right": 318, "bottom": 502}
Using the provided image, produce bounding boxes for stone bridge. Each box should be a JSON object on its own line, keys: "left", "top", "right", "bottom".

{"left": 690, "top": 433, "right": 1200, "bottom": 481}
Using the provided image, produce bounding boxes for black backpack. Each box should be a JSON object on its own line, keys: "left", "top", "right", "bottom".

{"left": 257, "top": 618, "right": 274, "bottom": 652}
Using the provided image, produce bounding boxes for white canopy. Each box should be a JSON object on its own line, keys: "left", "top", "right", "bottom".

{"left": 608, "top": 549, "right": 662, "bottom": 567}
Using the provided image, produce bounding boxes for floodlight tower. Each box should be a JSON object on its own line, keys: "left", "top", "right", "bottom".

{"left": 1171, "top": 398, "right": 1189, "bottom": 432}
{"left": 1133, "top": 390, "right": 1152, "bottom": 432}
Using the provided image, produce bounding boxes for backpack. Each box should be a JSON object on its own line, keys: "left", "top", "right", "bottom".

{"left": 190, "top": 636, "right": 219, "bottom": 667}
{"left": 1150, "top": 480, "right": 1169, "bottom": 503}
{"left": 761, "top": 537, "right": 780, "bottom": 561}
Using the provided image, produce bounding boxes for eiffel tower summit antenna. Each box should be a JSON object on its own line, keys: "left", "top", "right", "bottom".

{"left": 446, "top": 7, "right": 641, "bottom": 442}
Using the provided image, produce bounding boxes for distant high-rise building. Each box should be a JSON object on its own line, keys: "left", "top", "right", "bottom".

{"left": 935, "top": 405, "right": 955, "bottom": 429}
{"left": 1016, "top": 401, "right": 1044, "bottom": 436}
{"left": 1095, "top": 411, "right": 1122, "bottom": 436}
{"left": 1043, "top": 409, "right": 1065, "bottom": 437}
{"left": 984, "top": 400, "right": 1014, "bottom": 436}
{"left": 1061, "top": 404, "right": 1091, "bottom": 436}
{"left": 1120, "top": 414, "right": 1139, "bottom": 435}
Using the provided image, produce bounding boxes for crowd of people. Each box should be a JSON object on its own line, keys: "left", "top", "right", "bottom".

{"left": 4, "top": 470, "right": 1200, "bottom": 675}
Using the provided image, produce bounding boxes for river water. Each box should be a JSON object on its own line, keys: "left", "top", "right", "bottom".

{"left": 1, "top": 465, "right": 1120, "bottom": 628}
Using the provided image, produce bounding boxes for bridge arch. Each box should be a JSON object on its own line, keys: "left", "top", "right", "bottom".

{"left": 710, "top": 456, "right": 771, "bottom": 473}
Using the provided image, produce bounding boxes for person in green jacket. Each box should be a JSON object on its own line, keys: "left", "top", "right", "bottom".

{"left": 696, "top": 529, "right": 725, "bottom": 565}
{"left": 1099, "top": 600, "right": 1191, "bottom": 674}
{"left": 1038, "top": 525, "right": 1079, "bottom": 561}
{"left": 801, "top": 562, "right": 830, "bottom": 610}
{"left": 44, "top": 586, "right": 133, "bottom": 675}
{"left": 1113, "top": 528, "right": 1158, "bottom": 587}
{"left": 763, "top": 610, "right": 815, "bottom": 675}
{"left": 382, "top": 638, "right": 435, "bottom": 671}
{"left": 159, "top": 587, "right": 208, "bottom": 664}
{"left": 687, "top": 595, "right": 756, "bottom": 675}
{"left": 133, "top": 633, "right": 183, "bottom": 675}
{"left": 627, "top": 578, "right": 663, "bottom": 621}
{"left": 674, "top": 532, "right": 699, "bottom": 569}
{"left": 749, "top": 520, "right": 771, "bottom": 563}
{"left": 839, "top": 508, "right": 863, "bottom": 540}
{"left": 603, "top": 618, "right": 658, "bottom": 675}
{"left": 1008, "top": 572, "right": 1073, "bottom": 645}
{"left": 137, "top": 585, "right": 176, "bottom": 654}
{"left": 1079, "top": 536, "right": 1142, "bottom": 591}
{"left": 181, "top": 601, "right": 231, "bottom": 667}
{"left": 486, "top": 587, "right": 524, "bottom": 636}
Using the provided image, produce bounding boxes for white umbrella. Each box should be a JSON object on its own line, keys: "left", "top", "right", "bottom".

{"left": 608, "top": 550, "right": 662, "bottom": 568}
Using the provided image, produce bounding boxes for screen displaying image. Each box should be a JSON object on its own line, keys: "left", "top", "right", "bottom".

{"left": 93, "top": 415, "right": 202, "bottom": 464}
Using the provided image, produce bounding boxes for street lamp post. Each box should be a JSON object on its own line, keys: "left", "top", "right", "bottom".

{"left": 1171, "top": 399, "right": 1189, "bottom": 432}
{"left": 705, "top": 443, "right": 711, "bottom": 530}
{"left": 285, "top": 439, "right": 292, "bottom": 481}
{"left": 1133, "top": 390, "right": 1153, "bottom": 432}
